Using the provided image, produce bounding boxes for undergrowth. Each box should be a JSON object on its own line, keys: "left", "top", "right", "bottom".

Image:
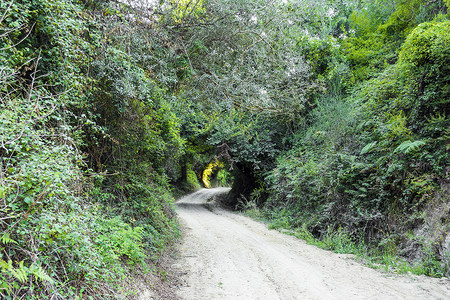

{"left": 0, "top": 0, "right": 181, "bottom": 298}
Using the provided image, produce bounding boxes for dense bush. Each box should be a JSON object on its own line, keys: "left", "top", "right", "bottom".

{"left": 257, "top": 8, "right": 449, "bottom": 276}
{"left": 1, "top": 0, "right": 181, "bottom": 298}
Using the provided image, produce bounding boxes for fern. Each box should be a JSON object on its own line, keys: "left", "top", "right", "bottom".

{"left": 394, "top": 140, "right": 426, "bottom": 154}
{"left": 29, "top": 264, "right": 54, "bottom": 283}
{"left": 0, "top": 259, "right": 8, "bottom": 270}
{"left": 0, "top": 260, "right": 54, "bottom": 287}
{"left": 360, "top": 141, "right": 377, "bottom": 155}
{"left": 9, "top": 261, "right": 28, "bottom": 283}
{"left": 1, "top": 233, "right": 17, "bottom": 245}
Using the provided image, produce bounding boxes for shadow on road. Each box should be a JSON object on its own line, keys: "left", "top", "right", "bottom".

{"left": 175, "top": 187, "right": 232, "bottom": 212}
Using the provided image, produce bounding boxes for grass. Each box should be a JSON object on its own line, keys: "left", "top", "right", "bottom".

{"left": 240, "top": 202, "right": 448, "bottom": 278}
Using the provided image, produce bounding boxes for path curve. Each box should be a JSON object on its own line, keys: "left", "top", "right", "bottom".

{"left": 174, "top": 188, "right": 449, "bottom": 300}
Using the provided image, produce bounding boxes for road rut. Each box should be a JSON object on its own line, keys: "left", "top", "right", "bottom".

{"left": 174, "top": 188, "right": 449, "bottom": 300}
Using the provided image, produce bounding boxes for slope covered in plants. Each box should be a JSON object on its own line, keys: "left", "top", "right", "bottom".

{"left": 0, "top": 0, "right": 182, "bottom": 297}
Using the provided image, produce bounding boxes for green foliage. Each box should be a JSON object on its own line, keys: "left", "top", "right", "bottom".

{"left": 216, "top": 169, "right": 234, "bottom": 187}
{"left": 364, "top": 239, "right": 447, "bottom": 277}
{"left": 393, "top": 140, "right": 426, "bottom": 154}
{"left": 168, "top": 0, "right": 316, "bottom": 122}
{"left": 269, "top": 220, "right": 367, "bottom": 257}
{"left": 0, "top": 259, "right": 54, "bottom": 291}
{"left": 266, "top": 94, "right": 358, "bottom": 223}
{"left": 159, "top": 0, "right": 449, "bottom": 279}
{"left": 343, "top": 0, "right": 448, "bottom": 84}
{"left": 185, "top": 164, "right": 201, "bottom": 191}
{"left": 320, "top": 227, "right": 366, "bottom": 254}
{"left": 397, "top": 20, "right": 450, "bottom": 120}
{"left": 360, "top": 141, "right": 378, "bottom": 155}
{"left": 256, "top": 18, "right": 449, "bottom": 271}
{"left": 167, "top": 0, "right": 206, "bottom": 23}
{"left": 208, "top": 112, "right": 282, "bottom": 172}
{"left": 1, "top": 0, "right": 182, "bottom": 298}
{"left": 94, "top": 216, "right": 145, "bottom": 265}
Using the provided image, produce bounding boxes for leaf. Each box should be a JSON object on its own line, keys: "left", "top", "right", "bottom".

{"left": 0, "top": 259, "right": 9, "bottom": 270}
{"left": 24, "top": 197, "right": 33, "bottom": 205}
{"left": 394, "top": 140, "right": 426, "bottom": 154}
{"left": 9, "top": 261, "right": 28, "bottom": 283}
{"left": 29, "top": 264, "right": 54, "bottom": 283}
{"left": 1, "top": 233, "right": 17, "bottom": 245}
{"left": 359, "top": 187, "right": 368, "bottom": 193}
{"left": 360, "top": 141, "right": 377, "bottom": 155}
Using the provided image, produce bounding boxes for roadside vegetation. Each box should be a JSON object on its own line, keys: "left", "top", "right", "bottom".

{"left": 0, "top": 0, "right": 449, "bottom": 298}
{"left": 0, "top": 0, "right": 182, "bottom": 298}
{"left": 249, "top": 1, "right": 450, "bottom": 278}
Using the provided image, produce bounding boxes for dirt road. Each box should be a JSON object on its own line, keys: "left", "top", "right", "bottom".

{"left": 174, "top": 188, "right": 449, "bottom": 300}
